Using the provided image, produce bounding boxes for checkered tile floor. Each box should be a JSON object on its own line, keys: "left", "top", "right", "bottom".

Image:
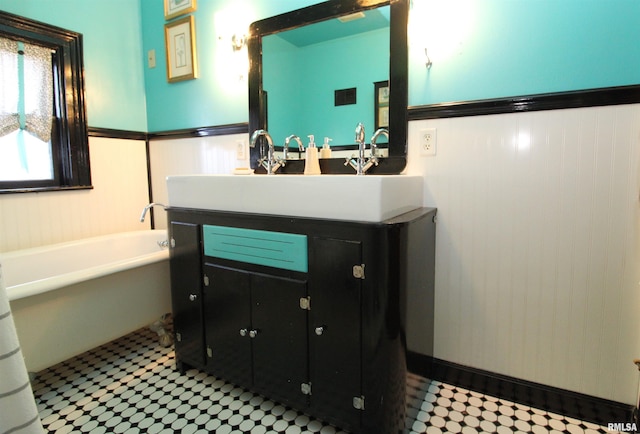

{"left": 33, "top": 327, "right": 615, "bottom": 433}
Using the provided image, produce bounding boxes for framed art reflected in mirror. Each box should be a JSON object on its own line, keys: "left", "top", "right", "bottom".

{"left": 375, "top": 80, "right": 389, "bottom": 130}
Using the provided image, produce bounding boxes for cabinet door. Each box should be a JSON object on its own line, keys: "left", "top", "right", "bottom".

{"left": 251, "top": 273, "right": 308, "bottom": 409}
{"left": 170, "top": 221, "right": 204, "bottom": 369}
{"left": 203, "top": 264, "right": 252, "bottom": 389}
{"left": 309, "top": 237, "right": 362, "bottom": 430}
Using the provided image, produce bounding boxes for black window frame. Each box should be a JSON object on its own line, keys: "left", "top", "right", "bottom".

{"left": 0, "top": 11, "right": 91, "bottom": 193}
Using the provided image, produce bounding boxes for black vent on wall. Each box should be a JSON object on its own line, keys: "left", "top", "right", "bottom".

{"left": 335, "top": 88, "right": 357, "bottom": 106}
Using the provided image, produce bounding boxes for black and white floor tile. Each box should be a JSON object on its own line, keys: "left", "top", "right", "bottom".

{"left": 32, "top": 327, "right": 617, "bottom": 433}
{"left": 405, "top": 375, "right": 615, "bottom": 434}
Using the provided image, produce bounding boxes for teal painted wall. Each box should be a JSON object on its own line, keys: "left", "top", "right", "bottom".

{"left": 2, "top": 0, "right": 638, "bottom": 133}
{"left": 0, "top": 0, "right": 148, "bottom": 131}
{"left": 141, "top": 0, "right": 322, "bottom": 132}
{"left": 409, "top": 0, "right": 640, "bottom": 106}
{"left": 142, "top": 0, "right": 640, "bottom": 132}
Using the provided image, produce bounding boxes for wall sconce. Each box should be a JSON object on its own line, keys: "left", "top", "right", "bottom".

{"left": 214, "top": 7, "right": 252, "bottom": 83}
{"left": 215, "top": 31, "right": 248, "bottom": 81}
{"left": 409, "top": 0, "right": 475, "bottom": 65}
{"left": 231, "top": 34, "right": 246, "bottom": 51}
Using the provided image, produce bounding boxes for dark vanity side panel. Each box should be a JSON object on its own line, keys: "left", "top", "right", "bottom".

{"left": 359, "top": 222, "right": 406, "bottom": 433}
{"left": 404, "top": 208, "right": 436, "bottom": 374}
{"left": 371, "top": 207, "right": 437, "bottom": 432}
{"left": 169, "top": 221, "right": 205, "bottom": 370}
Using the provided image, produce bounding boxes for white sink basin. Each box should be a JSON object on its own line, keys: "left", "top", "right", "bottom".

{"left": 166, "top": 174, "right": 423, "bottom": 222}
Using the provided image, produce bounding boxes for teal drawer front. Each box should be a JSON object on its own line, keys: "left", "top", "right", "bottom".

{"left": 203, "top": 225, "right": 308, "bottom": 272}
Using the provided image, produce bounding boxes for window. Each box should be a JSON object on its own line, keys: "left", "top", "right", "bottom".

{"left": 0, "top": 38, "right": 55, "bottom": 182}
{"left": 0, "top": 11, "right": 91, "bottom": 193}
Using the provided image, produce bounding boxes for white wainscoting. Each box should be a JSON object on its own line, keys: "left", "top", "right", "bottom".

{"left": 148, "top": 134, "right": 249, "bottom": 230}
{"left": 406, "top": 104, "right": 640, "bottom": 405}
{"left": 0, "top": 137, "right": 150, "bottom": 252}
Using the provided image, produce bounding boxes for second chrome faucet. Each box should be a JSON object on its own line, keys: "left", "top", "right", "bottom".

{"left": 345, "top": 123, "right": 386, "bottom": 175}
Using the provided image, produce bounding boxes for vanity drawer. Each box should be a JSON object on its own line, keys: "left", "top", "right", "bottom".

{"left": 202, "top": 225, "right": 308, "bottom": 272}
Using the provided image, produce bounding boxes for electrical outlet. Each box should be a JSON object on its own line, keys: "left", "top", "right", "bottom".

{"left": 236, "top": 140, "right": 246, "bottom": 160}
{"left": 420, "top": 128, "right": 437, "bottom": 156}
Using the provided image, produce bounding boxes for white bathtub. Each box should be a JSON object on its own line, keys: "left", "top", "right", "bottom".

{"left": 0, "top": 230, "right": 172, "bottom": 373}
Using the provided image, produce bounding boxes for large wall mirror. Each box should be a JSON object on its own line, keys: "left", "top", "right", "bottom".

{"left": 248, "top": 0, "right": 408, "bottom": 175}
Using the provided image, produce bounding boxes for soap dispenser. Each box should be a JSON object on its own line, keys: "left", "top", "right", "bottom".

{"left": 304, "top": 135, "right": 321, "bottom": 175}
{"left": 320, "top": 137, "right": 332, "bottom": 159}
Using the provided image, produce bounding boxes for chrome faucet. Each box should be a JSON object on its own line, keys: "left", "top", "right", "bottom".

{"left": 140, "top": 202, "right": 167, "bottom": 222}
{"left": 250, "top": 129, "right": 283, "bottom": 174}
{"left": 345, "top": 123, "right": 379, "bottom": 175}
{"left": 370, "top": 128, "right": 388, "bottom": 159}
{"left": 283, "top": 135, "right": 304, "bottom": 160}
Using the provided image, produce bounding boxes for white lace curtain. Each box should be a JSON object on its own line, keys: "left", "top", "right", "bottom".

{"left": 0, "top": 37, "right": 19, "bottom": 137}
{"left": 0, "top": 36, "right": 53, "bottom": 143}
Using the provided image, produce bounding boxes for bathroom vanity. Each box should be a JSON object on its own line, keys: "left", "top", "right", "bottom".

{"left": 164, "top": 0, "right": 426, "bottom": 429}
{"left": 166, "top": 175, "right": 435, "bottom": 434}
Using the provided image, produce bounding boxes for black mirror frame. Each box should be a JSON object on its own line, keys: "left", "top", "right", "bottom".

{"left": 248, "top": 0, "right": 408, "bottom": 175}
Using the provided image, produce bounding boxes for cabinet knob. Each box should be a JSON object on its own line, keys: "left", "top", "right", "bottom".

{"left": 315, "top": 326, "right": 325, "bottom": 336}
{"left": 249, "top": 329, "right": 259, "bottom": 338}
{"left": 239, "top": 328, "right": 248, "bottom": 337}
{"left": 188, "top": 294, "right": 198, "bottom": 301}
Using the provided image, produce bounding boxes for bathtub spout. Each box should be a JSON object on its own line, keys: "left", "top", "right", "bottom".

{"left": 140, "top": 203, "right": 167, "bottom": 223}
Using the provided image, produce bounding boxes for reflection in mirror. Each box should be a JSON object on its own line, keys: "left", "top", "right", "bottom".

{"left": 248, "top": 0, "right": 408, "bottom": 175}
{"left": 263, "top": 6, "right": 390, "bottom": 148}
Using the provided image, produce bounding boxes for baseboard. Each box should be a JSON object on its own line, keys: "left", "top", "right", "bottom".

{"left": 407, "top": 351, "right": 434, "bottom": 379}
{"left": 407, "top": 351, "right": 635, "bottom": 427}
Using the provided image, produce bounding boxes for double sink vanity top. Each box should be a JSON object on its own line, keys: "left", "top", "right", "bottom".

{"left": 166, "top": 174, "right": 423, "bottom": 223}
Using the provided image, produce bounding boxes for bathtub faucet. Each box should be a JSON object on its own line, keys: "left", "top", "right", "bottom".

{"left": 139, "top": 203, "right": 167, "bottom": 223}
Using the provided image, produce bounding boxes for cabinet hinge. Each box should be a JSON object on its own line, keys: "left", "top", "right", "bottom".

{"left": 301, "top": 382, "right": 312, "bottom": 395}
{"left": 353, "top": 395, "right": 365, "bottom": 410}
{"left": 176, "top": 332, "right": 182, "bottom": 342}
{"left": 353, "top": 264, "right": 365, "bottom": 279}
{"left": 299, "top": 296, "right": 311, "bottom": 310}
{"left": 207, "top": 347, "right": 213, "bottom": 358}
{"left": 203, "top": 275, "right": 210, "bottom": 286}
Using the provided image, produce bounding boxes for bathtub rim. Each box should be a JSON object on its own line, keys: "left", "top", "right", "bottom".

{"left": 1, "top": 230, "right": 169, "bottom": 302}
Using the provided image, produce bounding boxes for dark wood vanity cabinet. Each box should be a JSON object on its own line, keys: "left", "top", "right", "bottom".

{"left": 168, "top": 207, "right": 436, "bottom": 434}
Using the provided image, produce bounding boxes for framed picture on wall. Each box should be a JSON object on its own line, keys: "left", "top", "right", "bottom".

{"left": 164, "top": 0, "right": 196, "bottom": 21}
{"left": 374, "top": 80, "right": 389, "bottom": 130}
{"left": 165, "top": 16, "right": 198, "bottom": 83}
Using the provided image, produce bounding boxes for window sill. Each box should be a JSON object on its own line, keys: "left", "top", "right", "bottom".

{"left": 0, "top": 185, "right": 93, "bottom": 194}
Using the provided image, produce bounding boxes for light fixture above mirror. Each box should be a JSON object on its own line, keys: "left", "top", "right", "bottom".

{"left": 248, "top": 0, "right": 409, "bottom": 175}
